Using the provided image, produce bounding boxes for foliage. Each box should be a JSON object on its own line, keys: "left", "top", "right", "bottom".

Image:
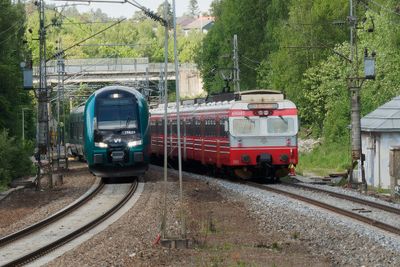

{"left": 197, "top": 0, "right": 290, "bottom": 93}
{"left": 0, "top": 130, "right": 35, "bottom": 191}
{"left": 188, "top": 0, "right": 200, "bottom": 17}
{"left": 24, "top": 3, "right": 203, "bottom": 64}
{"left": 297, "top": 141, "right": 351, "bottom": 176}
{"left": 0, "top": 1, "right": 34, "bottom": 140}
{"left": 262, "top": 0, "right": 349, "bottom": 104}
{"left": 198, "top": 0, "right": 400, "bottom": 173}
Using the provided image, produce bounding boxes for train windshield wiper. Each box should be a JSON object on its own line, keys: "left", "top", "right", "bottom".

{"left": 125, "top": 116, "right": 131, "bottom": 129}
{"left": 244, "top": 116, "right": 255, "bottom": 124}
{"left": 279, "top": 116, "right": 288, "bottom": 124}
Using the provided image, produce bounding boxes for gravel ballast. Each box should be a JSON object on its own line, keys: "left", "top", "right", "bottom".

{"left": 194, "top": 174, "right": 400, "bottom": 266}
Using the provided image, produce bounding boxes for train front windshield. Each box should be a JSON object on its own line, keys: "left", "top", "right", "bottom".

{"left": 96, "top": 92, "right": 139, "bottom": 131}
{"left": 231, "top": 117, "right": 297, "bottom": 136}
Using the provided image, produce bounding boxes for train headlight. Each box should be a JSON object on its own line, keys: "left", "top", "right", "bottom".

{"left": 241, "top": 154, "right": 251, "bottom": 163}
{"left": 280, "top": 154, "right": 289, "bottom": 162}
{"left": 95, "top": 142, "right": 108, "bottom": 148}
{"left": 128, "top": 140, "right": 143, "bottom": 147}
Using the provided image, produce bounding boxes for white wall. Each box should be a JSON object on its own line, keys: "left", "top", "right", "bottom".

{"left": 362, "top": 132, "right": 400, "bottom": 189}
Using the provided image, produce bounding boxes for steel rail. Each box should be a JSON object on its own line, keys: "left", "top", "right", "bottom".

{"left": 246, "top": 181, "right": 400, "bottom": 236}
{"left": 0, "top": 181, "right": 104, "bottom": 248}
{"left": 4, "top": 180, "right": 138, "bottom": 267}
{"left": 286, "top": 183, "right": 400, "bottom": 215}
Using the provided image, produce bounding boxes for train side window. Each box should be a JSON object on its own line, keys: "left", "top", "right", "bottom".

{"left": 195, "top": 119, "right": 200, "bottom": 137}
{"left": 216, "top": 119, "right": 220, "bottom": 137}
{"left": 211, "top": 119, "right": 217, "bottom": 137}
{"left": 186, "top": 119, "right": 190, "bottom": 136}
{"left": 181, "top": 120, "right": 185, "bottom": 136}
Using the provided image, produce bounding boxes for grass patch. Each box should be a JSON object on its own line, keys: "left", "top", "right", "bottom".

{"left": 291, "top": 231, "right": 300, "bottom": 240}
{"left": 271, "top": 242, "right": 282, "bottom": 251}
{"left": 297, "top": 141, "right": 351, "bottom": 177}
{"left": 0, "top": 184, "right": 7, "bottom": 192}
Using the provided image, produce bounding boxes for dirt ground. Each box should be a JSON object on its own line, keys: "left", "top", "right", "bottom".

{"left": 127, "top": 171, "right": 330, "bottom": 266}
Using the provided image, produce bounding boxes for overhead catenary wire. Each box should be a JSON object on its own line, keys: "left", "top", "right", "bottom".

{"left": 241, "top": 55, "right": 261, "bottom": 65}
{"left": 47, "top": 18, "right": 126, "bottom": 61}
{"left": 359, "top": 0, "right": 400, "bottom": 26}
{"left": 0, "top": 24, "right": 25, "bottom": 46}
{"left": 366, "top": 0, "right": 400, "bottom": 16}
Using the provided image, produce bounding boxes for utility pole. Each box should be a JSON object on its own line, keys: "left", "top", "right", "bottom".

{"left": 172, "top": 0, "right": 185, "bottom": 239}
{"left": 37, "top": 0, "right": 52, "bottom": 188}
{"left": 233, "top": 34, "right": 240, "bottom": 93}
{"left": 348, "top": 0, "right": 367, "bottom": 192}
{"left": 57, "top": 38, "right": 63, "bottom": 169}
{"left": 161, "top": 0, "right": 169, "bottom": 240}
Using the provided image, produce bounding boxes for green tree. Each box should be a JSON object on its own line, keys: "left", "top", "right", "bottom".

{"left": 0, "top": 1, "right": 32, "bottom": 137}
{"left": 157, "top": 2, "right": 173, "bottom": 27}
{"left": 188, "top": 0, "right": 200, "bottom": 17}
{"left": 261, "top": 0, "right": 349, "bottom": 105}
{"left": 197, "top": 0, "right": 290, "bottom": 93}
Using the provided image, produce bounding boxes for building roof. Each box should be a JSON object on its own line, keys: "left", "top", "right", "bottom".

{"left": 176, "top": 16, "right": 196, "bottom": 27}
{"left": 183, "top": 16, "right": 214, "bottom": 30}
{"left": 361, "top": 96, "right": 400, "bottom": 132}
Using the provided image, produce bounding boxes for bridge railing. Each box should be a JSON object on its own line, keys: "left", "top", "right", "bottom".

{"left": 33, "top": 57, "right": 198, "bottom": 76}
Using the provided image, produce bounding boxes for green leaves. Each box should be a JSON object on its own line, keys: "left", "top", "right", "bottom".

{"left": 197, "top": 0, "right": 289, "bottom": 93}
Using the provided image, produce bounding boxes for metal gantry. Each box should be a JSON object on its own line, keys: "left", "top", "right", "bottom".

{"left": 37, "top": 0, "right": 53, "bottom": 188}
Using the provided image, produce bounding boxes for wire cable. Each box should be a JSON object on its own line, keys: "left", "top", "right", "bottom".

{"left": 0, "top": 24, "right": 25, "bottom": 46}
{"left": 367, "top": 0, "right": 400, "bottom": 16}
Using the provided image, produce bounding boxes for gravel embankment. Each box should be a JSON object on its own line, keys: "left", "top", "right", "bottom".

{"left": 0, "top": 163, "right": 95, "bottom": 237}
{"left": 192, "top": 174, "right": 400, "bottom": 266}
{"left": 267, "top": 184, "right": 400, "bottom": 229}
{"left": 299, "top": 182, "right": 400, "bottom": 209}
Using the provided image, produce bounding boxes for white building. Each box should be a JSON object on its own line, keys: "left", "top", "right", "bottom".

{"left": 182, "top": 16, "right": 214, "bottom": 36}
{"left": 361, "top": 96, "right": 400, "bottom": 189}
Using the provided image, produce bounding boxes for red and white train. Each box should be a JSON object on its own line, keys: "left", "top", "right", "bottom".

{"left": 149, "top": 90, "right": 298, "bottom": 180}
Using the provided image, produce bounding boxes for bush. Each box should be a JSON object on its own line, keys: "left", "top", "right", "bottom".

{"left": 0, "top": 130, "right": 35, "bottom": 191}
{"left": 297, "top": 141, "right": 351, "bottom": 177}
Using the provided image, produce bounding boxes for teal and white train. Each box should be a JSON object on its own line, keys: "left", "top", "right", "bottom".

{"left": 68, "top": 86, "right": 150, "bottom": 177}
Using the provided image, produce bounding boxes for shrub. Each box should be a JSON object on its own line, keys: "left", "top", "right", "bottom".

{"left": 297, "top": 141, "right": 351, "bottom": 177}
{"left": 0, "top": 130, "right": 34, "bottom": 190}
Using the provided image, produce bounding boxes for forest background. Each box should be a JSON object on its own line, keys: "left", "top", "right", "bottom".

{"left": 1, "top": 0, "right": 400, "bottom": 188}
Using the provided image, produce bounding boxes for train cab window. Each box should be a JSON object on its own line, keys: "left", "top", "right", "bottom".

{"left": 96, "top": 91, "right": 139, "bottom": 131}
{"left": 231, "top": 118, "right": 260, "bottom": 136}
{"left": 266, "top": 117, "right": 295, "bottom": 134}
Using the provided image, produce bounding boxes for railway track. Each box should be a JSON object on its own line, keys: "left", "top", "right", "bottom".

{"left": 285, "top": 182, "right": 400, "bottom": 215}
{"left": 0, "top": 179, "right": 138, "bottom": 267}
{"left": 244, "top": 181, "right": 400, "bottom": 236}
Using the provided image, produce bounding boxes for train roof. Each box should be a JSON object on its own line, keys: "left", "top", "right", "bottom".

{"left": 150, "top": 90, "right": 296, "bottom": 115}
{"left": 92, "top": 86, "right": 146, "bottom": 101}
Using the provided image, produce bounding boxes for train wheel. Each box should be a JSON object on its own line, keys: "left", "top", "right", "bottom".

{"left": 234, "top": 168, "right": 253, "bottom": 180}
